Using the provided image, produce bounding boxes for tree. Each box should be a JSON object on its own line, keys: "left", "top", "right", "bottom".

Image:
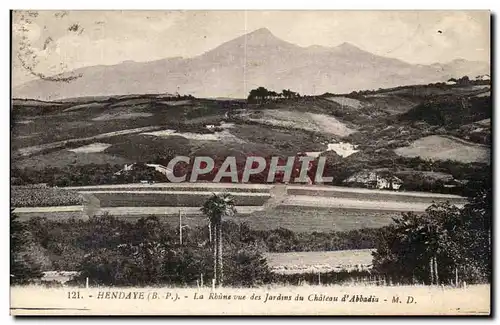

{"left": 268, "top": 91, "right": 279, "bottom": 99}
{"left": 10, "top": 210, "right": 43, "bottom": 285}
{"left": 201, "top": 193, "right": 236, "bottom": 287}
{"left": 454, "top": 175, "right": 492, "bottom": 281}
{"left": 373, "top": 180, "right": 491, "bottom": 285}
{"left": 247, "top": 87, "right": 270, "bottom": 104}
{"left": 282, "top": 89, "right": 292, "bottom": 99}
{"left": 457, "top": 76, "right": 470, "bottom": 85}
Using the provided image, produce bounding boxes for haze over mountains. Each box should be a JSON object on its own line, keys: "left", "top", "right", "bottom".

{"left": 13, "top": 28, "right": 490, "bottom": 100}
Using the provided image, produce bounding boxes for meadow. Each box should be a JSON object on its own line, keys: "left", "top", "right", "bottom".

{"left": 265, "top": 249, "right": 374, "bottom": 274}
{"left": 395, "top": 135, "right": 491, "bottom": 164}
{"left": 11, "top": 205, "right": 398, "bottom": 232}
{"left": 238, "top": 206, "right": 398, "bottom": 232}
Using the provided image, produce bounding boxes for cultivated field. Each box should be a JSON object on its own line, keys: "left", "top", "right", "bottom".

{"left": 66, "top": 182, "right": 272, "bottom": 192}
{"left": 10, "top": 284, "right": 490, "bottom": 315}
{"left": 395, "top": 135, "right": 490, "bottom": 164}
{"left": 244, "top": 109, "right": 356, "bottom": 137}
{"left": 11, "top": 186, "right": 84, "bottom": 207}
{"left": 265, "top": 249, "right": 374, "bottom": 274}
{"left": 286, "top": 185, "right": 466, "bottom": 204}
{"left": 90, "top": 191, "right": 271, "bottom": 207}
{"left": 11, "top": 206, "right": 398, "bottom": 231}
{"left": 14, "top": 149, "right": 132, "bottom": 170}
{"left": 13, "top": 126, "right": 163, "bottom": 158}
{"left": 281, "top": 196, "right": 458, "bottom": 212}
{"left": 12, "top": 183, "right": 467, "bottom": 231}
{"left": 240, "top": 206, "right": 399, "bottom": 232}
{"left": 325, "top": 96, "right": 364, "bottom": 109}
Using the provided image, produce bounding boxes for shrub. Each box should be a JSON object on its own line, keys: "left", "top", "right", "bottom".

{"left": 10, "top": 211, "right": 43, "bottom": 285}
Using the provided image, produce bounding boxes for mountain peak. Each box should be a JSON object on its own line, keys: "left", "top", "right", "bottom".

{"left": 214, "top": 27, "right": 297, "bottom": 50}
{"left": 335, "top": 42, "right": 362, "bottom": 52}
{"left": 243, "top": 27, "right": 282, "bottom": 44}
{"left": 247, "top": 27, "right": 274, "bottom": 37}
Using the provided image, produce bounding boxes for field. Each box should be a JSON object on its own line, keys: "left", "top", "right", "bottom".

{"left": 91, "top": 191, "right": 271, "bottom": 207}
{"left": 11, "top": 97, "right": 347, "bottom": 168}
{"left": 14, "top": 150, "right": 132, "bottom": 170}
{"left": 239, "top": 206, "right": 399, "bottom": 232}
{"left": 243, "top": 109, "right": 356, "bottom": 136}
{"left": 11, "top": 206, "right": 399, "bottom": 231}
{"left": 11, "top": 186, "right": 84, "bottom": 207}
{"left": 12, "top": 182, "right": 466, "bottom": 231}
{"left": 10, "top": 284, "right": 490, "bottom": 315}
{"left": 362, "top": 94, "right": 417, "bottom": 114}
{"left": 265, "top": 249, "right": 374, "bottom": 274}
{"left": 13, "top": 126, "right": 163, "bottom": 158}
{"left": 285, "top": 185, "right": 466, "bottom": 204}
{"left": 66, "top": 182, "right": 272, "bottom": 193}
{"left": 325, "top": 96, "right": 364, "bottom": 109}
{"left": 394, "top": 135, "right": 490, "bottom": 164}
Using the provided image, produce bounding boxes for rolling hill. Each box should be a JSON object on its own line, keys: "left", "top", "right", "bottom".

{"left": 11, "top": 80, "right": 491, "bottom": 199}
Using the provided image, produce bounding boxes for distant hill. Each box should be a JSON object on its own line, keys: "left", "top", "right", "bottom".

{"left": 13, "top": 28, "right": 490, "bottom": 101}
{"left": 400, "top": 95, "right": 491, "bottom": 128}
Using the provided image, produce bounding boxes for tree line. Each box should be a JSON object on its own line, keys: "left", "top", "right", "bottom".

{"left": 247, "top": 87, "right": 301, "bottom": 103}
{"left": 11, "top": 174, "right": 490, "bottom": 287}
{"left": 11, "top": 210, "right": 382, "bottom": 286}
{"left": 372, "top": 175, "right": 491, "bottom": 285}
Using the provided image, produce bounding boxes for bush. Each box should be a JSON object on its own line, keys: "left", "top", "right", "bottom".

{"left": 10, "top": 211, "right": 43, "bottom": 285}
{"left": 372, "top": 180, "right": 491, "bottom": 284}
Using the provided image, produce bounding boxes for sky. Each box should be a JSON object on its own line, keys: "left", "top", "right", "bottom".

{"left": 11, "top": 10, "right": 490, "bottom": 86}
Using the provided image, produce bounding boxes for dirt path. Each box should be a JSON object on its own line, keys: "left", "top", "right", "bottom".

{"left": 281, "top": 195, "right": 464, "bottom": 212}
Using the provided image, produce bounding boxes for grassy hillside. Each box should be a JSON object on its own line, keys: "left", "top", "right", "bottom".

{"left": 11, "top": 82, "right": 491, "bottom": 195}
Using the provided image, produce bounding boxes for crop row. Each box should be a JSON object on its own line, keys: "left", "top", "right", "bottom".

{"left": 11, "top": 186, "right": 84, "bottom": 207}
{"left": 286, "top": 188, "right": 466, "bottom": 204}
{"left": 92, "top": 192, "right": 270, "bottom": 207}
{"left": 71, "top": 184, "right": 271, "bottom": 193}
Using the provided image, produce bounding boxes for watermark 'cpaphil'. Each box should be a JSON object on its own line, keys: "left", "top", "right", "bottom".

{"left": 165, "top": 156, "right": 332, "bottom": 184}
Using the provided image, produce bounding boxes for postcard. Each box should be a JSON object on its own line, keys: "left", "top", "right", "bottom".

{"left": 10, "top": 10, "right": 491, "bottom": 316}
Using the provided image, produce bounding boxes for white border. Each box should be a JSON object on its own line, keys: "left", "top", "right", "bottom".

{"left": 1, "top": 1, "right": 498, "bottom": 324}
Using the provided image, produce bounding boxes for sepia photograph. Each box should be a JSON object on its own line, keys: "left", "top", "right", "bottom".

{"left": 9, "top": 9, "right": 491, "bottom": 316}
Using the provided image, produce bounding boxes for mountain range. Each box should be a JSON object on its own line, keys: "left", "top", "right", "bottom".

{"left": 13, "top": 28, "right": 490, "bottom": 100}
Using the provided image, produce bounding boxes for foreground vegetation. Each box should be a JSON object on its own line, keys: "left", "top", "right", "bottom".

{"left": 10, "top": 173, "right": 490, "bottom": 287}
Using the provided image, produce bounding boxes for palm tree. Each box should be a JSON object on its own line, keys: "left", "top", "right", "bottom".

{"left": 201, "top": 193, "right": 236, "bottom": 287}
